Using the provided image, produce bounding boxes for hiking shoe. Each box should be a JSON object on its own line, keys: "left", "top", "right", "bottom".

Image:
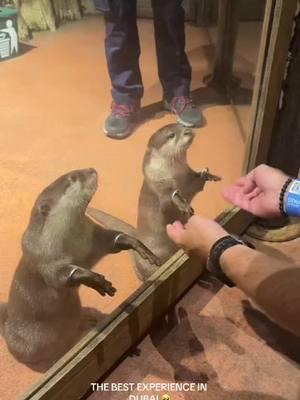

{"left": 164, "top": 96, "right": 202, "bottom": 127}
{"left": 104, "top": 103, "right": 138, "bottom": 139}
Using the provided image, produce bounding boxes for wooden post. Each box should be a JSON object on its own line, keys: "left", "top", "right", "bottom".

{"left": 246, "top": 7, "right": 300, "bottom": 239}
{"left": 267, "top": 10, "right": 300, "bottom": 177}
{"left": 242, "top": 0, "right": 297, "bottom": 174}
{"left": 204, "top": 0, "right": 240, "bottom": 93}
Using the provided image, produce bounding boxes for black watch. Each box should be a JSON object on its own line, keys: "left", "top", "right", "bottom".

{"left": 207, "top": 235, "right": 255, "bottom": 287}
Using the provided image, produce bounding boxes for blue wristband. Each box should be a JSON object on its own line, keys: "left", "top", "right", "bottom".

{"left": 284, "top": 179, "right": 300, "bottom": 217}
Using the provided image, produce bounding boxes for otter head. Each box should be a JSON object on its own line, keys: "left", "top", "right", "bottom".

{"left": 147, "top": 124, "right": 194, "bottom": 160}
{"left": 31, "top": 168, "right": 98, "bottom": 223}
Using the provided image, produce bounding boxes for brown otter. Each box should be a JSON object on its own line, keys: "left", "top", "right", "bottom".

{"left": 0, "top": 168, "right": 159, "bottom": 368}
{"left": 88, "top": 124, "right": 221, "bottom": 281}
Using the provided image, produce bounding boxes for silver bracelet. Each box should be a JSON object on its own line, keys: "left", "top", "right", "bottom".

{"left": 171, "top": 189, "right": 180, "bottom": 200}
{"left": 113, "top": 233, "right": 123, "bottom": 247}
{"left": 68, "top": 265, "right": 79, "bottom": 281}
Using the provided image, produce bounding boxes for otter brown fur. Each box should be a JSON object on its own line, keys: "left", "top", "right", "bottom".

{"left": 0, "top": 168, "right": 159, "bottom": 368}
{"left": 88, "top": 124, "right": 221, "bottom": 281}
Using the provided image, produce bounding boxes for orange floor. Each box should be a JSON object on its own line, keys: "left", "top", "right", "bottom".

{"left": 0, "top": 16, "right": 248, "bottom": 399}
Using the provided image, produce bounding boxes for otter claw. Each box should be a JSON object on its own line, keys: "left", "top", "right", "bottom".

{"left": 104, "top": 284, "right": 117, "bottom": 297}
{"left": 180, "top": 204, "right": 194, "bottom": 216}
{"left": 142, "top": 249, "right": 160, "bottom": 265}
{"left": 181, "top": 205, "right": 194, "bottom": 216}
{"left": 187, "top": 206, "right": 194, "bottom": 215}
{"left": 208, "top": 174, "right": 221, "bottom": 182}
{"left": 200, "top": 168, "right": 221, "bottom": 182}
{"left": 153, "top": 256, "right": 162, "bottom": 266}
{"left": 148, "top": 254, "right": 161, "bottom": 266}
{"left": 97, "top": 276, "right": 117, "bottom": 297}
{"left": 172, "top": 190, "right": 194, "bottom": 217}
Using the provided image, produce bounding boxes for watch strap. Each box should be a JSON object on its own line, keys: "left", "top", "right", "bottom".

{"left": 207, "top": 235, "right": 255, "bottom": 287}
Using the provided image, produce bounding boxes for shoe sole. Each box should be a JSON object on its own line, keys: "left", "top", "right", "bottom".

{"left": 176, "top": 115, "right": 195, "bottom": 127}
{"left": 163, "top": 102, "right": 202, "bottom": 128}
{"left": 103, "top": 126, "right": 132, "bottom": 140}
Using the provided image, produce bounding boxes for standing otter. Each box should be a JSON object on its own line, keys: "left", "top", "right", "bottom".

{"left": 0, "top": 168, "right": 159, "bottom": 368}
{"left": 88, "top": 124, "right": 221, "bottom": 281}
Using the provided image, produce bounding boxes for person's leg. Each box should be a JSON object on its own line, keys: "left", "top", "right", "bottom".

{"left": 152, "top": 0, "right": 191, "bottom": 100}
{"left": 151, "top": 0, "right": 202, "bottom": 127}
{"left": 103, "top": 0, "right": 143, "bottom": 138}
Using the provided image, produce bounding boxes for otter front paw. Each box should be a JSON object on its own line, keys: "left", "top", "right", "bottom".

{"left": 199, "top": 168, "right": 221, "bottom": 182}
{"left": 114, "top": 234, "right": 161, "bottom": 265}
{"left": 94, "top": 274, "right": 117, "bottom": 297}
{"left": 135, "top": 243, "right": 161, "bottom": 266}
{"left": 69, "top": 266, "right": 117, "bottom": 297}
{"left": 172, "top": 190, "right": 194, "bottom": 217}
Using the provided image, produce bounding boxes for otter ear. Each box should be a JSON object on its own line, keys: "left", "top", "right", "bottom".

{"left": 38, "top": 201, "right": 51, "bottom": 217}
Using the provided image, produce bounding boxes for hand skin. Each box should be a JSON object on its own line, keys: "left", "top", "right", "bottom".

{"left": 166, "top": 215, "right": 228, "bottom": 261}
{"left": 222, "top": 164, "right": 289, "bottom": 218}
{"left": 167, "top": 215, "right": 300, "bottom": 335}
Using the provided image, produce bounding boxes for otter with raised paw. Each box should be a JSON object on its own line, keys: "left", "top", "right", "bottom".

{"left": 0, "top": 168, "right": 159, "bottom": 368}
{"left": 88, "top": 124, "right": 221, "bottom": 281}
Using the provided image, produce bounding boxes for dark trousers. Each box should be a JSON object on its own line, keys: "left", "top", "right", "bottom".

{"left": 101, "top": 0, "right": 192, "bottom": 105}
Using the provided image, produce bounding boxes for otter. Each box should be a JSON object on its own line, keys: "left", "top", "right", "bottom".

{"left": 0, "top": 168, "right": 159, "bottom": 368}
{"left": 88, "top": 124, "right": 221, "bottom": 281}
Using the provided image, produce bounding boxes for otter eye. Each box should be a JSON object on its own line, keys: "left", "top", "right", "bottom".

{"left": 184, "top": 129, "right": 192, "bottom": 136}
{"left": 39, "top": 201, "right": 51, "bottom": 217}
{"left": 167, "top": 132, "right": 175, "bottom": 139}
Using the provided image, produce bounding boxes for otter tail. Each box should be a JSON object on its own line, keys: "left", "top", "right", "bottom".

{"left": 0, "top": 303, "right": 7, "bottom": 336}
{"left": 87, "top": 207, "right": 137, "bottom": 238}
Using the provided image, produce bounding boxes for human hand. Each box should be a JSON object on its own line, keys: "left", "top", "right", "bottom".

{"left": 222, "top": 164, "right": 289, "bottom": 218}
{"left": 166, "top": 215, "right": 228, "bottom": 261}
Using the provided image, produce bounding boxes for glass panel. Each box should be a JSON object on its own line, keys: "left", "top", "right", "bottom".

{"left": 207, "top": 0, "right": 267, "bottom": 139}
{"left": 0, "top": 1, "right": 267, "bottom": 398}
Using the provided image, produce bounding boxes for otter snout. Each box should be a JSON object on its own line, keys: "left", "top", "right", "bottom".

{"left": 84, "top": 168, "right": 98, "bottom": 188}
{"left": 87, "top": 168, "right": 97, "bottom": 175}
{"left": 180, "top": 128, "right": 194, "bottom": 149}
{"left": 82, "top": 168, "right": 97, "bottom": 180}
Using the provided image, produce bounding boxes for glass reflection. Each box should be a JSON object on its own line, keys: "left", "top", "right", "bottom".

{"left": 0, "top": 0, "right": 267, "bottom": 397}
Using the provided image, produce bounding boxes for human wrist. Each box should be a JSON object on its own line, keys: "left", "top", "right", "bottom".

{"left": 279, "top": 177, "right": 293, "bottom": 216}
{"left": 204, "top": 232, "right": 228, "bottom": 256}
{"left": 206, "top": 235, "right": 255, "bottom": 287}
{"left": 219, "top": 244, "right": 258, "bottom": 289}
{"left": 281, "top": 178, "right": 300, "bottom": 217}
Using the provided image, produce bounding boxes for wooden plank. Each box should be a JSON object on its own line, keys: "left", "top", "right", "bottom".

{"left": 242, "top": 0, "right": 275, "bottom": 173}
{"left": 243, "top": 0, "right": 298, "bottom": 173}
{"left": 215, "top": 207, "right": 253, "bottom": 234}
{"left": 267, "top": 11, "right": 300, "bottom": 176}
{"left": 20, "top": 207, "right": 253, "bottom": 400}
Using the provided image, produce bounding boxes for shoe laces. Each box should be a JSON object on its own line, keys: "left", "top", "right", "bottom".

{"left": 170, "top": 96, "right": 195, "bottom": 114}
{"left": 111, "top": 103, "right": 137, "bottom": 118}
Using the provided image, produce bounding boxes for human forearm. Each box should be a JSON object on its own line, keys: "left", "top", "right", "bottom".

{"left": 166, "top": 214, "right": 300, "bottom": 335}
{"left": 220, "top": 246, "right": 300, "bottom": 335}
